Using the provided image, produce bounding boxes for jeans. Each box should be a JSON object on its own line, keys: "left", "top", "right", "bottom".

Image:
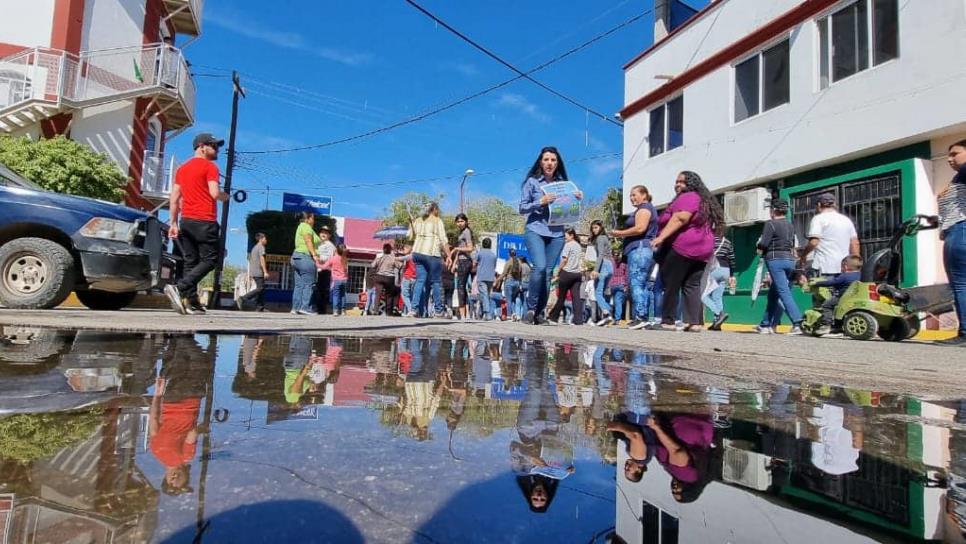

{"left": 944, "top": 221, "right": 966, "bottom": 336}
{"left": 290, "top": 253, "right": 317, "bottom": 312}
{"left": 176, "top": 218, "right": 219, "bottom": 301}
{"left": 503, "top": 279, "right": 521, "bottom": 318}
{"left": 524, "top": 230, "right": 565, "bottom": 315}
{"left": 330, "top": 279, "right": 347, "bottom": 314}
{"left": 611, "top": 286, "right": 626, "bottom": 321}
{"left": 760, "top": 259, "right": 803, "bottom": 327}
{"left": 478, "top": 280, "right": 494, "bottom": 319}
{"left": 701, "top": 266, "right": 731, "bottom": 316}
{"left": 595, "top": 259, "right": 614, "bottom": 316}
{"left": 627, "top": 246, "right": 655, "bottom": 320}
{"left": 401, "top": 278, "right": 416, "bottom": 314}
{"left": 413, "top": 253, "right": 443, "bottom": 316}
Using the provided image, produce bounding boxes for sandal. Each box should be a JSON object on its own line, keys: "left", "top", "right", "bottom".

{"left": 683, "top": 325, "right": 703, "bottom": 333}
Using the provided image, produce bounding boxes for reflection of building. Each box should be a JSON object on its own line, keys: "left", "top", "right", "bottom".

{"left": 620, "top": 0, "right": 966, "bottom": 325}
{"left": 0, "top": 0, "right": 203, "bottom": 209}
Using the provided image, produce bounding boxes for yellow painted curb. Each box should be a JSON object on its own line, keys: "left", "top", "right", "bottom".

{"left": 718, "top": 323, "right": 955, "bottom": 341}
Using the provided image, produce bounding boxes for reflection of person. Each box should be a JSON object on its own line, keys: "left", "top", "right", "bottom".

{"left": 149, "top": 337, "right": 213, "bottom": 495}
{"left": 288, "top": 338, "right": 343, "bottom": 407}
{"left": 401, "top": 339, "right": 442, "bottom": 441}
{"left": 512, "top": 350, "right": 574, "bottom": 513}
{"left": 652, "top": 172, "right": 722, "bottom": 332}
{"left": 519, "top": 147, "right": 583, "bottom": 325}
{"left": 646, "top": 412, "right": 714, "bottom": 503}
{"left": 937, "top": 140, "right": 966, "bottom": 346}
{"left": 608, "top": 419, "right": 652, "bottom": 482}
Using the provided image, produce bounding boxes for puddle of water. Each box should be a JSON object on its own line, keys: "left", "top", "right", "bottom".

{"left": 0, "top": 328, "right": 963, "bottom": 543}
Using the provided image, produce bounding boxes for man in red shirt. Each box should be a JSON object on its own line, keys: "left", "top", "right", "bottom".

{"left": 164, "top": 133, "right": 228, "bottom": 314}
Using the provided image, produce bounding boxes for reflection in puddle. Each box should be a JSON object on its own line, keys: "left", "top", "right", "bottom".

{"left": 0, "top": 329, "right": 963, "bottom": 543}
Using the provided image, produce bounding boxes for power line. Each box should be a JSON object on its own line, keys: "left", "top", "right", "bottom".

{"left": 402, "top": 0, "right": 623, "bottom": 127}
{"left": 236, "top": 8, "right": 648, "bottom": 154}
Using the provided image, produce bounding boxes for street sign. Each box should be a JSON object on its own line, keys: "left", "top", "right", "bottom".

{"left": 496, "top": 233, "right": 528, "bottom": 260}
{"left": 282, "top": 192, "right": 332, "bottom": 215}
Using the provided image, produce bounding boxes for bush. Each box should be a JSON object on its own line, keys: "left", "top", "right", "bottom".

{"left": 0, "top": 136, "right": 126, "bottom": 202}
{"left": 0, "top": 409, "right": 103, "bottom": 463}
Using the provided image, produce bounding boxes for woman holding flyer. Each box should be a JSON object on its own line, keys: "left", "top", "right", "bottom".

{"left": 518, "top": 146, "right": 582, "bottom": 325}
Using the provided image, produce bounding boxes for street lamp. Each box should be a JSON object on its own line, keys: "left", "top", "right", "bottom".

{"left": 459, "top": 168, "right": 474, "bottom": 213}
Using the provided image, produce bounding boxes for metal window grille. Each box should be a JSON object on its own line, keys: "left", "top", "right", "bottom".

{"left": 347, "top": 264, "right": 367, "bottom": 294}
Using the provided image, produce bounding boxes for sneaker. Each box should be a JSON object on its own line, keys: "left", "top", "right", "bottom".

{"left": 290, "top": 310, "right": 298, "bottom": 314}
{"left": 185, "top": 300, "right": 206, "bottom": 315}
{"left": 595, "top": 315, "right": 614, "bottom": 327}
{"left": 788, "top": 325, "right": 803, "bottom": 336}
{"left": 753, "top": 325, "right": 773, "bottom": 334}
{"left": 544, "top": 318, "right": 559, "bottom": 326}
{"left": 297, "top": 309, "right": 318, "bottom": 316}
{"left": 710, "top": 313, "right": 729, "bottom": 331}
{"left": 936, "top": 335, "right": 966, "bottom": 347}
{"left": 628, "top": 319, "right": 648, "bottom": 330}
{"left": 814, "top": 325, "right": 832, "bottom": 336}
{"left": 523, "top": 310, "right": 535, "bottom": 325}
{"left": 235, "top": 296, "right": 244, "bottom": 311}
{"left": 163, "top": 285, "right": 186, "bottom": 315}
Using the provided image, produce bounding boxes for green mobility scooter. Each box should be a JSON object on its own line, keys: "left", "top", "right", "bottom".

{"left": 801, "top": 215, "right": 954, "bottom": 341}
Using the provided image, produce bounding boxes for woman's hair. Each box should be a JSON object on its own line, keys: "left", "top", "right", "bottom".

{"left": 336, "top": 244, "right": 347, "bottom": 266}
{"left": 382, "top": 243, "right": 392, "bottom": 255}
{"left": 949, "top": 139, "right": 966, "bottom": 151}
{"left": 523, "top": 146, "right": 568, "bottom": 183}
{"left": 421, "top": 201, "right": 440, "bottom": 220}
{"left": 299, "top": 211, "right": 314, "bottom": 222}
{"left": 677, "top": 171, "right": 724, "bottom": 234}
{"left": 516, "top": 474, "right": 560, "bottom": 513}
{"left": 454, "top": 213, "right": 469, "bottom": 223}
{"left": 564, "top": 227, "right": 577, "bottom": 240}
{"left": 630, "top": 185, "right": 650, "bottom": 200}
{"left": 589, "top": 220, "right": 605, "bottom": 242}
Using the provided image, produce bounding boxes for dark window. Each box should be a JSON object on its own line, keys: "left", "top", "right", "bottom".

{"left": 667, "top": 95, "right": 684, "bottom": 150}
{"left": 642, "top": 502, "right": 660, "bottom": 544}
{"left": 649, "top": 105, "right": 665, "bottom": 157}
{"left": 734, "top": 55, "right": 760, "bottom": 122}
{"left": 872, "top": 0, "right": 899, "bottom": 65}
{"left": 762, "top": 40, "right": 790, "bottom": 111}
{"left": 661, "top": 511, "right": 680, "bottom": 544}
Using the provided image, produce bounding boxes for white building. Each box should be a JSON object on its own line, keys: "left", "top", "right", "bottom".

{"left": 620, "top": 0, "right": 966, "bottom": 324}
{"left": 0, "top": 0, "right": 202, "bottom": 209}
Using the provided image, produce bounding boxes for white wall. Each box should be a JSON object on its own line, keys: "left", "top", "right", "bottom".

{"left": 71, "top": 101, "right": 136, "bottom": 174}
{"left": 81, "top": 0, "right": 147, "bottom": 51}
{"left": 622, "top": 0, "right": 966, "bottom": 210}
{"left": 0, "top": 0, "right": 55, "bottom": 48}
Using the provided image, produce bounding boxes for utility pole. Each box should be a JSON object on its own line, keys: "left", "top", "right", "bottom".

{"left": 209, "top": 71, "right": 245, "bottom": 308}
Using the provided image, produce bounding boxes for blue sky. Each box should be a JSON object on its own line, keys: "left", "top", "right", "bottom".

{"left": 167, "top": 1, "right": 706, "bottom": 264}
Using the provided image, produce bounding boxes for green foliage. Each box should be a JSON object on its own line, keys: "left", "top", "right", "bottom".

{"left": 0, "top": 136, "right": 126, "bottom": 202}
{"left": 199, "top": 263, "right": 243, "bottom": 290}
{"left": 245, "top": 210, "right": 338, "bottom": 256}
{"left": 578, "top": 186, "right": 624, "bottom": 251}
{"left": 465, "top": 196, "right": 524, "bottom": 235}
{"left": 382, "top": 192, "right": 444, "bottom": 228}
{"left": 0, "top": 409, "right": 103, "bottom": 463}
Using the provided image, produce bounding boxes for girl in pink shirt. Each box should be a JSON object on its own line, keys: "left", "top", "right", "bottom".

{"left": 319, "top": 245, "right": 349, "bottom": 315}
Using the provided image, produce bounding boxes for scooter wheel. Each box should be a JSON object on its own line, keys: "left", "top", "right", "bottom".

{"left": 843, "top": 311, "right": 878, "bottom": 341}
{"left": 877, "top": 318, "right": 912, "bottom": 342}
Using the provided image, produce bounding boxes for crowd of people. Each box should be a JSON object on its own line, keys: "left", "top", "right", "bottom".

{"left": 164, "top": 133, "right": 966, "bottom": 345}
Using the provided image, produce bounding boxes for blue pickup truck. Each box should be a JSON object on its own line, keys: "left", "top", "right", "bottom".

{"left": 0, "top": 162, "right": 176, "bottom": 310}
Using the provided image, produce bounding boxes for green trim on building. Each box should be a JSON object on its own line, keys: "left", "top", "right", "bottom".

{"left": 713, "top": 144, "right": 931, "bottom": 324}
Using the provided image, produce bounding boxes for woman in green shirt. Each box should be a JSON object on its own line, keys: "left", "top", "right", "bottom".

{"left": 291, "top": 212, "right": 322, "bottom": 315}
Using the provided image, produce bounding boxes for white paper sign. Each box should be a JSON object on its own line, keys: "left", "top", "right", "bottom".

{"left": 541, "top": 181, "right": 581, "bottom": 226}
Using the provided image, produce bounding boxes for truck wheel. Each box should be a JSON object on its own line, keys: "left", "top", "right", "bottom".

{"left": 75, "top": 290, "right": 137, "bottom": 311}
{"left": 843, "top": 311, "right": 878, "bottom": 341}
{"left": 0, "top": 238, "right": 75, "bottom": 309}
{"left": 877, "top": 318, "right": 911, "bottom": 342}
{"left": 0, "top": 326, "right": 69, "bottom": 365}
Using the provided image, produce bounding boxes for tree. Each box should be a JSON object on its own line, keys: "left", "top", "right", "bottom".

{"left": 245, "top": 210, "right": 337, "bottom": 256}
{"left": 382, "top": 191, "right": 445, "bottom": 228}
{"left": 0, "top": 136, "right": 126, "bottom": 201}
{"left": 465, "top": 196, "right": 524, "bottom": 234}
{"left": 578, "top": 187, "right": 624, "bottom": 251}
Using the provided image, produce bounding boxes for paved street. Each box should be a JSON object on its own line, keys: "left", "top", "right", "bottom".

{"left": 3, "top": 308, "right": 964, "bottom": 398}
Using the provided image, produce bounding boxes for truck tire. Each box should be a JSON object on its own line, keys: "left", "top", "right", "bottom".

{"left": 877, "top": 318, "right": 911, "bottom": 342}
{"left": 0, "top": 326, "right": 69, "bottom": 365}
{"left": 75, "top": 290, "right": 137, "bottom": 311}
{"left": 0, "top": 237, "right": 75, "bottom": 309}
{"left": 843, "top": 311, "right": 878, "bottom": 341}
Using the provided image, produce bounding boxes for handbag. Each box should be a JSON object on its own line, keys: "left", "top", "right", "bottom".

{"left": 700, "top": 238, "right": 725, "bottom": 300}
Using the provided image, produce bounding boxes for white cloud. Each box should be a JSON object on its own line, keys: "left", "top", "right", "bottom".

{"left": 495, "top": 93, "right": 551, "bottom": 123}
{"left": 443, "top": 62, "right": 480, "bottom": 77}
{"left": 206, "top": 10, "right": 372, "bottom": 66}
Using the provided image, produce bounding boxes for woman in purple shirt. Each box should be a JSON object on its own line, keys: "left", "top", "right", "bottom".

{"left": 518, "top": 146, "right": 582, "bottom": 325}
{"left": 652, "top": 171, "right": 723, "bottom": 332}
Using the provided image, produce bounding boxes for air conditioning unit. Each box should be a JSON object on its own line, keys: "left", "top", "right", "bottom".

{"left": 724, "top": 187, "right": 772, "bottom": 226}
{"left": 722, "top": 439, "right": 773, "bottom": 491}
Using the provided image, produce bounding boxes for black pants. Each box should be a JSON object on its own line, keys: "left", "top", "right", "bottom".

{"left": 372, "top": 275, "right": 397, "bottom": 315}
{"left": 660, "top": 248, "right": 705, "bottom": 326}
{"left": 456, "top": 259, "right": 472, "bottom": 307}
{"left": 548, "top": 270, "right": 584, "bottom": 324}
{"left": 316, "top": 270, "right": 331, "bottom": 314}
{"left": 177, "top": 218, "right": 219, "bottom": 301}
{"left": 240, "top": 276, "right": 265, "bottom": 310}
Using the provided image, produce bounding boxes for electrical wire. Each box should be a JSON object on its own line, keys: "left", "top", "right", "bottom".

{"left": 236, "top": 8, "right": 649, "bottom": 154}
{"left": 402, "top": 0, "right": 623, "bottom": 127}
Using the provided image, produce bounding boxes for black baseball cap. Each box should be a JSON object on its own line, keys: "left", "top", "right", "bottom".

{"left": 817, "top": 192, "right": 836, "bottom": 205}
{"left": 768, "top": 198, "right": 789, "bottom": 212}
{"left": 193, "top": 133, "right": 224, "bottom": 149}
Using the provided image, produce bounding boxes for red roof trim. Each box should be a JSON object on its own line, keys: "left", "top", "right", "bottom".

{"left": 622, "top": 0, "right": 726, "bottom": 71}
{"left": 620, "top": 0, "right": 839, "bottom": 120}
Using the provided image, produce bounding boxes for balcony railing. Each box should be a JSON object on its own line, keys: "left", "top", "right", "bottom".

{"left": 0, "top": 44, "right": 196, "bottom": 130}
{"left": 163, "top": 0, "right": 204, "bottom": 36}
{"left": 141, "top": 150, "right": 175, "bottom": 197}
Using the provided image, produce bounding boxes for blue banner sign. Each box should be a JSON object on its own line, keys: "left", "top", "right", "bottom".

{"left": 282, "top": 192, "right": 332, "bottom": 215}
{"left": 497, "top": 233, "right": 528, "bottom": 260}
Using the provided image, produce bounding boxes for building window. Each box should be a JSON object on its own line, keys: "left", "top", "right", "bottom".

{"left": 347, "top": 264, "right": 367, "bottom": 294}
{"left": 734, "top": 39, "right": 790, "bottom": 123}
{"left": 649, "top": 95, "right": 683, "bottom": 157}
{"left": 818, "top": 0, "right": 899, "bottom": 88}
{"left": 790, "top": 171, "right": 901, "bottom": 264}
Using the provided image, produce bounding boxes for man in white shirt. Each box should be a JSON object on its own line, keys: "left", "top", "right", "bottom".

{"left": 800, "top": 193, "right": 860, "bottom": 276}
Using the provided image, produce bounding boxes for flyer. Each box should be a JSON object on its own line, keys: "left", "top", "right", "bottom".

{"left": 541, "top": 181, "right": 581, "bottom": 226}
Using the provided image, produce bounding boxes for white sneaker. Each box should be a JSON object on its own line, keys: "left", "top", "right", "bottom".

{"left": 595, "top": 315, "right": 614, "bottom": 327}
{"left": 164, "top": 284, "right": 186, "bottom": 315}
{"left": 754, "top": 325, "right": 772, "bottom": 334}
{"left": 788, "top": 326, "right": 803, "bottom": 336}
